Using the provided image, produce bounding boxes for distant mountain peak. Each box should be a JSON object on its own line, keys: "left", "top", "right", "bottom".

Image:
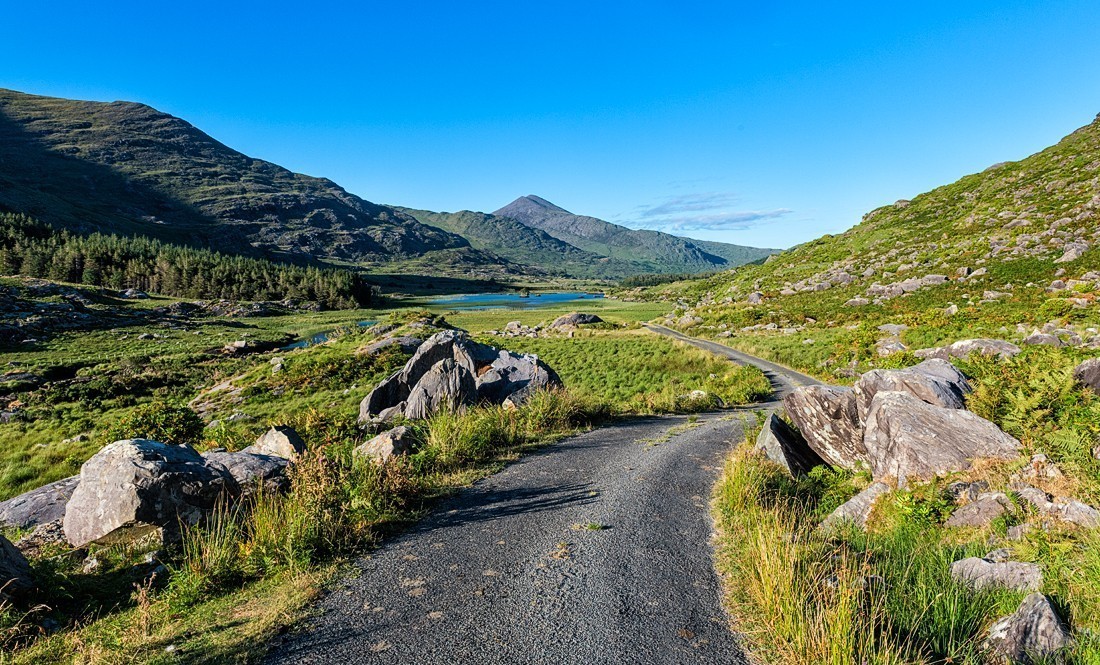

{"left": 498, "top": 195, "right": 572, "bottom": 215}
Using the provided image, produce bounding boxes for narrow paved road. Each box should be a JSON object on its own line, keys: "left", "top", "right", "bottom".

{"left": 266, "top": 328, "right": 818, "bottom": 665}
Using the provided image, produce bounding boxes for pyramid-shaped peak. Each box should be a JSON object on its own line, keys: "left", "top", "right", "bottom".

{"left": 494, "top": 195, "right": 572, "bottom": 216}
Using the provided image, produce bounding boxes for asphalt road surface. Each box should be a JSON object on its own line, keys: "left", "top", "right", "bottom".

{"left": 266, "top": 327, "right": 819, "bottom": 664}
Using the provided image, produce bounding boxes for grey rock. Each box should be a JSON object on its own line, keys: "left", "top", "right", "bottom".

{"left": 754, "top": 413, "right": 826, "bottom": 476}
{"left": 62, "top": 439, "right": 236, "bottom": 547}
{"left": 203, "top": 451, "right": 290, "bottom": 499}
{"left": 947, "top": 338, "right": 1022, "bottom": 359}
{"left": 353, "top": 426, "right": 418, "bottom": 463}
{"left": 0, "top": 475, "right": 79, "bottom": 529}
{"left": 945, "top": 492, "right": 1012, "bottom": 528}
{"left": 474, "top": 349, "right": 562, "bottom": 406}
{"left": 357, "top": 336, "right": 422, "bottom": 357}
{"left": 404, "top": 358, "right": 478, "bottom": 420}
{"left": 947, "top": 480, "right": 990, "bottom": 503}
{"left": 746, "top": 292, "right": 764, "bottom": 305}
{"left": 1054, "top": 242, "right": 1088, "bottom": 263}
{"left": 821, "top": 482, "right": 891, "bottom": 530}
{"left": 984, "top": 593, "right": 1073, "bottom": 663}
{"left": 1072, "top": 358, "right": 1100, "bottom": 395}
{"left": 0, "top": 534, "right": 33, "bottom": 601}
{"left": 951, "top": 557, "right": 1042, "bottom": 592}
{"left": 862, "top": 391, "right": 1020, "bottom": 486}
{"left": 1022, "top": 332, "right": 1062, "bottom": 347}
{"left": 854, "top": 359, "right": 971, "bottom": 424}
{"left": 242, "top": 426, "right": 306, "bottom": 460}
{"left": 783, "top": 386, "right": 865, "bottom": 470}
{"left": 550, "top": 312, "right": 603, "bottom": 328}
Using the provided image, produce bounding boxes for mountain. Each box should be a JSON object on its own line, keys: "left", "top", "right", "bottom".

{"left": 397, "top": 207, "right": 649, "bottom": 279}
{"left": 0, "top": 88, "right": 476, "bottom": 265}
{"left": 638, "top": 112, "right": 1100, "bottom": 379}
{"left": 492, "top": 195, "right": 776, "bottom": 274}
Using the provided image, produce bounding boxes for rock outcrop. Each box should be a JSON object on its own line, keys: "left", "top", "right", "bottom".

{"left": 984, "top": 593, "right": 1073, "bottom": 664}
{"left": 203, "top": 451, "right": 290, "bottom": 499}
{"left": 754, "top": 413, "right": 826, "bottom": 476}
{"left": 63, "top": 439, "right": 236, "bottom": 548}
{"left": 783, "top": 386, "right": 864, "bottom": 470}
{"left": 853, "top": 359, "right": 971, "bottom": 423}
{"left": 0, "top": 475, "right": 79, "bottom": 529}
{"left": 359, "top": 331, "right": 562, "bottom": 423}
{"left": 550, "top": 312, "right": 603, "bottom": 328}
{"left": 945, "top": 492, "right": 1012, "bottom": 528}
{"left": 862, "top": 391, "right": 1019, "bottom": 486}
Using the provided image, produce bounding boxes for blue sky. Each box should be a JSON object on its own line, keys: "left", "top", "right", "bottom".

{"left": 4, "top": 1, "right": 1100, "bottom": 249}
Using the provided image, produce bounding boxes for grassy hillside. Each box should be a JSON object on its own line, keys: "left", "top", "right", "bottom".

{"left": 0, "top": 89, "right": 473, "bottom": 265}
{"left": 636, "top": 113, "right": 1100, "bottom": 381}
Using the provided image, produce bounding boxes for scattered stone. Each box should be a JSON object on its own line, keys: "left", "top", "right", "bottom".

{"left": 947, "top": 338, "right": 1022, "bottom": 359}
{"left": 119, "top": 288, "right": 149, "bottom": 299}
{"left": 746, "top": 292, "right": 764, "bottom": 304}
{"left": 1022, "top": 331, "right": 1063, "bottom": 347}
{"left": 951, "top": 557, "right": 1042, "bottom": 592}
{"left": 1072, "top": 358, "right": 1100, "bottom": 394}
{"left": 0, "top": 475, "right": 79, "bottom": 529}
{"left": 63, "top": 439, "right": 236, "bottom": 548}
{"left": 945, "top": 492, "right": 1012, "bottom": 528}
{"left": 1054, "top": 242, "right": 1088, "bottom": 263}
{"left": 242, "top": 426, "right": 306, "bottom": 460}
{"left": 821, "top": 482, "right": 891, "bottom": 530}
{"left": 862, "top": 391, "right": 1019, "bottom": 486}
{"left": 844, "top": 297, "right": 870, "bottom": 307}
{"left": 783, "top": 386, "right": 864, "bottom": 470}
{"left": 353, "top": 426, "right": 418, "bottom": 463}
{"left": 754, "top": 413, "right": 826, "bottom": 477}
{"left": 984, "top": 593, "right": 1073, "bottom": 664}
{"left": 403, "top": 358, "right": 478, "bottom": 419}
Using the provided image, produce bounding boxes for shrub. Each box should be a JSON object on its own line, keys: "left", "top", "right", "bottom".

{"left": 103, "top": 402, "right": 204, "bottom": 446}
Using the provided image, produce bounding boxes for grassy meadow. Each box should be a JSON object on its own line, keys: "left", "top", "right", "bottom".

{"left": 1, "top": 283, "right": 769, "bottom": 662}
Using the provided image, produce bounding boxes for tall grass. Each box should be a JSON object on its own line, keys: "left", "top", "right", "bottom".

{"left": 713, "top": 444, "right": 1020, "bottom": 664}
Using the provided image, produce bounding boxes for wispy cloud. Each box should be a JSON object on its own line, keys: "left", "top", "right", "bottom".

{"left": 618, "top": 192, "right": 793, "bottom": 233}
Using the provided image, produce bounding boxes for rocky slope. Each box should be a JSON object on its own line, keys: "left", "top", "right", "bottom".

{"left": 493, "top": 195, "right": 776, "bottom": 275}
{"left": 0, "top": 88, "right": 474, "bottom": 264}
{"left": 641, "top": 112, "right": 1100, "bottom": 377}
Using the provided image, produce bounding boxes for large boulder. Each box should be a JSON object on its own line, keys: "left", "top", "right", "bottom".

{"left": 820, "top": 482, "right": 891, "bottom": 530}
{"left": 359, "top": 330, "right": 563, "bottom": 422}
{"left": 1072, "top": 358, "right": 1100, "bottom": 395}
{"left": 203, "top": 451, "right": 290, "bottom": 499}
{"left": 404, "top": 359, "right": 478, "bottom": 420}
{"left": 853, "top": 359, "right": 971, "bottom": 424}
{"left": 950, "top": 557, "right": 1042, "bottom": 592}
{"left": 550, "top": 312, "right": 603, "bottom": 328}
{"left": 984, "top": 593, "right": 1073, "bottom": 664}
{"left": 0, "top": 534, "right": 33, "bottom": 602}
{"left": 242, "top": 426, "right": 306, "bottom": 460}
{"left": 353, "top": 426, "right": 418, "bottom": 463}
{"left": 475, "top": 349, "right": 562, "bottom": 406}
{"left": 862, "top": 391, "right": 1019, "bottom": 486}
{"left": 63, "top": 439, "right": 237, "bottom": 548}
{"left": 783, "top": 386, "right": 864, "bottom": 469}
{"left": 754, "top": 413, "right": 826, "bottom": 476}
{"left": 0, "top": 475, "right": 79, "bottom": 530}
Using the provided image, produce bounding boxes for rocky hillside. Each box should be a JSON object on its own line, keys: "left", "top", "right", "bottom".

{"left": 0, "top": 89, "right": 474, "bottom": 264}
{"left": 493, "top": 195, "right": 776, "bottom": 275}
{"left": 642, "top": 112, "right": 1100, "bottom": 379}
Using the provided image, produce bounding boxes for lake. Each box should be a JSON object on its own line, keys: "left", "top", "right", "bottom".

{"left": 425, "top": 291, "right": 605, "bottom": 311}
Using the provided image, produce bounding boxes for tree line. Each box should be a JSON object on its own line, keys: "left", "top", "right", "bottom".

{"left": 0, "top": 213, "right": 374, "bottom": 309}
